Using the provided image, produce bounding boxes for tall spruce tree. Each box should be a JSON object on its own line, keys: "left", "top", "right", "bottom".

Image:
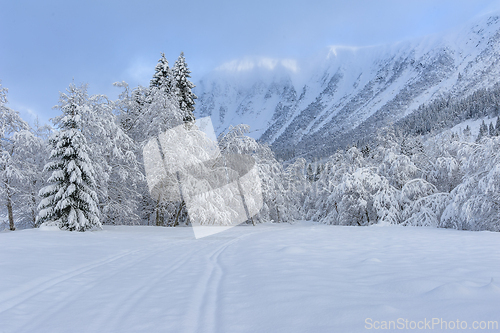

{"left": 489, "top": 122, "right": 495, "bottom": 136}
{"left": 173, "top": 52, "right": 197, "bottom": 123}
{"left": 37, "top": 84, "right": 100, "bottom": 231}
{"left": 477, "top": 120, "right": 488, "bottom": 142}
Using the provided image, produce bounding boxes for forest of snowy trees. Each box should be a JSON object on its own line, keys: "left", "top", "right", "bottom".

{"left": 396, "top": 84, "right": 500, "bottom": 137}
{"left": 1, "top": 52, "right": 500, "bottom": 232}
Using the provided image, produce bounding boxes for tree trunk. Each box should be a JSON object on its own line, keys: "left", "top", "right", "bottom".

{"left": 6, "top": 184, "right": 15, "bottom": 231}
{"left": 155, "top": 192, "right": 164, "bottom": 227}
{"left": 30, "top": 181, "right": 37, "bottom": 227}
{"left": 173, "top": 201, "right": 185, "bottom": 227}
{"left": 155, "top": 202, "right": 162, "bottom": 226}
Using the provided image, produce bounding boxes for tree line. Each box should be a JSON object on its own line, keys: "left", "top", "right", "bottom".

{"left": 1, "top": 52, "right": 197, "bottom": 230}
{"left": 2, "top": 52, "right": 500, "bottom": 232}
{"left": 1, "top": 52, "right": 290, "bottom": 231}
{"left": 290, "top": 126, "right": 500, "bottom": 231}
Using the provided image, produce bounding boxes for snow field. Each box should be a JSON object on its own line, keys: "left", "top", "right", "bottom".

{"left": 0, "top": 222, "right": 499, "bottom": 332}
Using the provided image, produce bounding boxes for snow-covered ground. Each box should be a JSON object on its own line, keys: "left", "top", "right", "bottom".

{"left": 1, "top": 222, "right": 499, "bottom": 332}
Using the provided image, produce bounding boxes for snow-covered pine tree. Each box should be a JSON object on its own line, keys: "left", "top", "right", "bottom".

{"left": 477, "top": 120, "right": 488, "bottom": 142}
{"left": 306, "top": 163, "right": 314, "bottom": 182}
{"left": 173, "top": 52, "right": 197, "bottom": 123}
{"left": 150, "top": 53, "right": 172, "bottom": 90}
{"left": 37, "top": 84, "right": 101, "bottom": 231}
{"left": 463, "top": 125, "right": 471, "bottom": 139}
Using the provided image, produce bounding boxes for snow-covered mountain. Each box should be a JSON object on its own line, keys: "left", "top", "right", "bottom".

{"left": 194, "top": 11, "right": 500, "bottom": 159}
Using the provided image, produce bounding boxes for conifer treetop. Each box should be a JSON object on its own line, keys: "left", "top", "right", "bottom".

{"left": 150, "top": 53, "right": 171, "bottom": 89}
{"left": 173, "top": 52, "right": 197, "bottom": 123}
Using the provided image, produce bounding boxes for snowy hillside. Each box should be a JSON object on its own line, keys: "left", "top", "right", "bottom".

{"left": 195, "top": 11, "right": 500, "bottom": 159}
{"left": 441, "top": 116, "right": 497, "bottom": 140}
{"left": 1, "top": 223, "right": 499, "bottom": 332}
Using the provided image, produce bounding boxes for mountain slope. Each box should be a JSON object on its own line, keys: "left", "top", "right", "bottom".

{"left": 195, "top": 11, "right": 500, "bottom": 159}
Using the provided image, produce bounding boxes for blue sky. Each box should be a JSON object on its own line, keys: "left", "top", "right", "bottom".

{"left": 1, "top": 0, "right": 500, "bottom": 124}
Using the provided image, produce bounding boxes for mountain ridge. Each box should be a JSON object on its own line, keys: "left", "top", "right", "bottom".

{"left": 194, "top": 10, "right": 500, "bottom": 159}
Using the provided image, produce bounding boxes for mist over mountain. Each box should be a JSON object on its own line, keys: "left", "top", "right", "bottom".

{"left": 194, "top": 10, "right": 500, "bottom": 160}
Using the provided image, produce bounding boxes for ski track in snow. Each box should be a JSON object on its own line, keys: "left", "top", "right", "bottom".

{"left": 16, "top": 246, "right": 162, "bottom": 333}
{"left": 185, "top": 238, "right": 233, "bottom": 333}
{"left": 0, "top": 248, "right": 145, "bottom": 315}
{"left": 185, "top": 230, "right": 268, "bottom": 333}
{"left": 97, "top": 240, "right": 213, "bottom": 333}
{"left": 1, "top": 224, "right": 500, "bottom": 333}
{"left": 19, "top": 239, "right": 211, "bottom": 333}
